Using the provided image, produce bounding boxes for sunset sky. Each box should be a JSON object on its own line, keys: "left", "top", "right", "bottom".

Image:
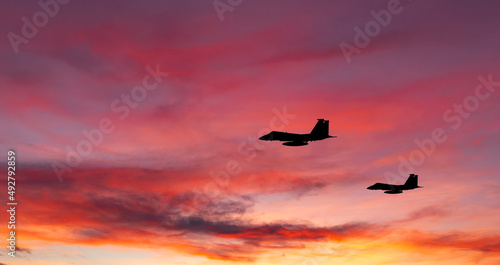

{"left": 1, "top": 0, "right": 500, "bottom": 264}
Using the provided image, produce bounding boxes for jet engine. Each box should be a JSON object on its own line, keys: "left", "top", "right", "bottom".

{"left": 283, "top": 141, "right": 308, "bottom": 146}
{"left": 384, "top": 190, "right": 402, "bottom": 194}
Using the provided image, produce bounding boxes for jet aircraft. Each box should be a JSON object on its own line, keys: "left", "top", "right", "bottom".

{"left": 259, "top": 119, "right": 336, "bottom": 146}
{"left": 367, "top": 174, "right": 423, "bottom": 194}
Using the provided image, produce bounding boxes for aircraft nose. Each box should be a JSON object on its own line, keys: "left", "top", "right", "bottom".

{"left": 259, "top": 132, "right": 274, "bottom": 141}
{"left": 259, "top": 133, "right": 272, "bottom": 141}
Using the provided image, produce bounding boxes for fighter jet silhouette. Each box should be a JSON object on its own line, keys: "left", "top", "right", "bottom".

{"left": 367, "top": 174, "right": 423, "bottom": 194}
{"left": 259, "top": 119, "right": 336, "bottom": 146}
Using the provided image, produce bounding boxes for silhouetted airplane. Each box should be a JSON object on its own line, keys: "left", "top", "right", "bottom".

{"left": 367, "top": 174, "right": 422, "bottom": 194}
{"left": 259, "top": 119, "right": 336, "bottom": 146}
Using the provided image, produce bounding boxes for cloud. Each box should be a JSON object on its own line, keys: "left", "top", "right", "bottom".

{"left": 408, "top": 231, "right": 500, "bottom": 253}
{"left": 398, "top": 204, "right": 453, "bottom": 223}
{"left": 16, "top": 246, "right": 33, "bottom": 254}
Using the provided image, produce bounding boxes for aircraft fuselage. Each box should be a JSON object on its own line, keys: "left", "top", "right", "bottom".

{"left": 367, "top": 174, "right": 423, "bottom": 194}
{"left": 259, "top": 132, "right": 332, "bottom": 142}
{"left": 258, "top": 119, "right": 336, "bottom": 146}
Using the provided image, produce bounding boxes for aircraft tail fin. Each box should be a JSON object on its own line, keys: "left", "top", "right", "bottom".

{"left": 404, "top": 174, "right": 418, "bottom": 188}
{"left": 310, "top": 119, "right": 329, "bottom": 137}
